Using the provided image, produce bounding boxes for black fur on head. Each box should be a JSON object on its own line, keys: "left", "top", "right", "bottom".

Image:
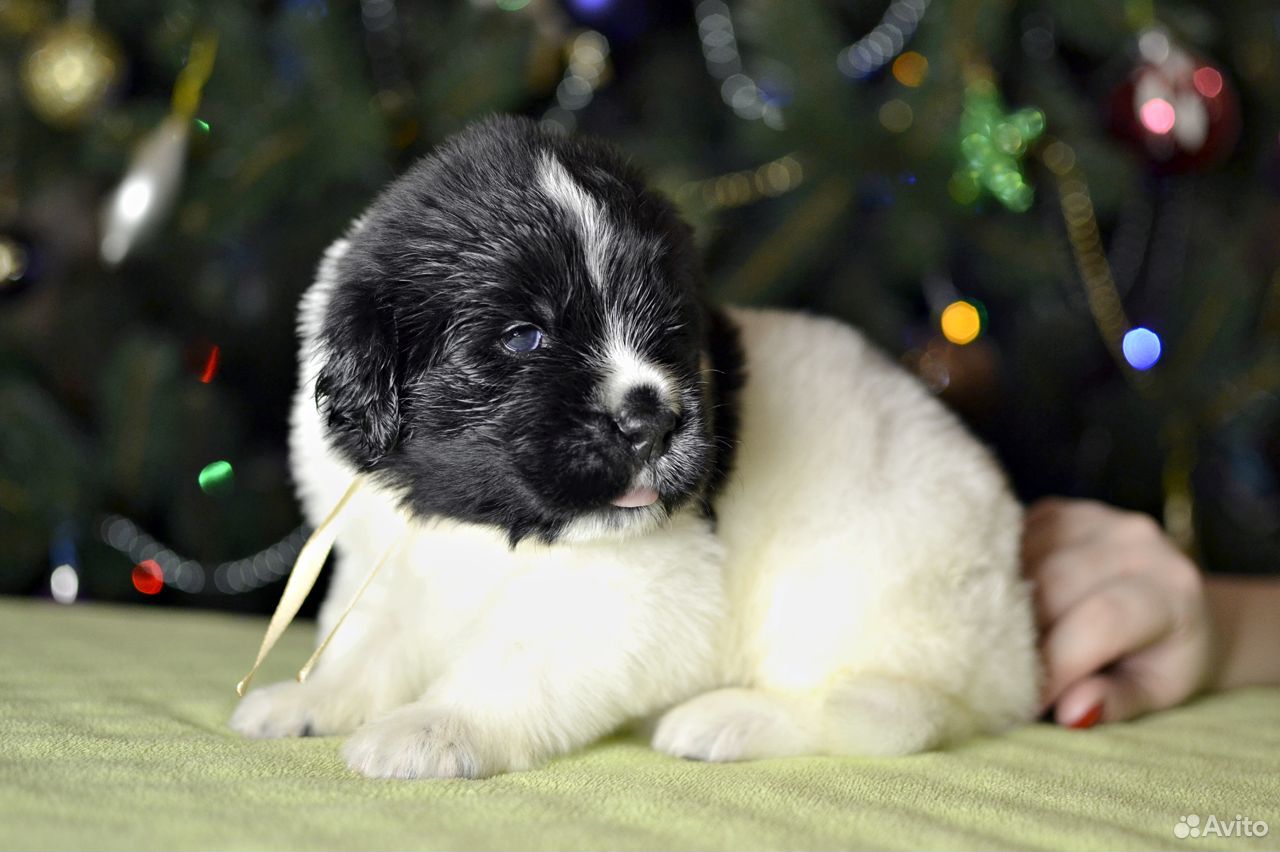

{"left": 313, "top": 115, "right": 742, "bottom": 544}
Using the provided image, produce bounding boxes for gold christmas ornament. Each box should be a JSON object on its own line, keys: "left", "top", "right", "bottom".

{"left": 20, "top": 19, "right": 122, "bottom": 127}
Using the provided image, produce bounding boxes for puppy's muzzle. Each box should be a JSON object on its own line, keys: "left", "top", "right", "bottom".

{"left": 613, "top": 386, "right": 677, "bottom": 464}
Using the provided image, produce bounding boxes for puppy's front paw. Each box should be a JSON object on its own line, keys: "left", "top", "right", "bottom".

{"left": 653, "top": 688, "right": 815, "bottom": 763}
{"left": 342, "top": 704, "right": 500, "bottom": 779}
{"left": 230, "top": 680, "right": 317, "bottom": 739}
{"left": 230, "top": 679, "right": 368, "bottom": 739}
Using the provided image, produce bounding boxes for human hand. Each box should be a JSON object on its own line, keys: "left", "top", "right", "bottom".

{"left": 1021, "top": 498, "right": 1212, "bottom": 728}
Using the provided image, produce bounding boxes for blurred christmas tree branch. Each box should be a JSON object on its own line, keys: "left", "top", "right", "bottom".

{"left": 2, "top": 0, "right": 1277, "bottom": 608}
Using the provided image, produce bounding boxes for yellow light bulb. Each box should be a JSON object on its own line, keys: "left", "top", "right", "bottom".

{"left": 941, "top": 300, "right": 982, "bottom": 345}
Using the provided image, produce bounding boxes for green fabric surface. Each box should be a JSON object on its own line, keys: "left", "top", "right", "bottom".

{"left": 1, "top": 598, "right": 1276, "bottom": 851}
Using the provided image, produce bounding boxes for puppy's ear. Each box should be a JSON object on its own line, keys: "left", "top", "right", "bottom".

{"left": 314, "top": 282, "right": 400, "bottom": 469}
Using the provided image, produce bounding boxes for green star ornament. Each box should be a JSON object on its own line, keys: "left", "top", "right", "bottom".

{"left": 951, "top": 80, "right": 1045, "bottom": 212}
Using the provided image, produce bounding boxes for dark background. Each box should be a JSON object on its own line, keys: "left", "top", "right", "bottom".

{"left": 1, "top": 0, "right": 1277, "bottom": 613}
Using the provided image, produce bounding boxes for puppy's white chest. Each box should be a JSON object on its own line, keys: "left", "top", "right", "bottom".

{"left": 343, "top": 507, "right": 728, "bottom": 696}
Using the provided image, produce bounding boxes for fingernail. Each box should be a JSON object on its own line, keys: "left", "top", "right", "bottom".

{"left": 1067, "top": 701, "right": 1103, "bottom": 730}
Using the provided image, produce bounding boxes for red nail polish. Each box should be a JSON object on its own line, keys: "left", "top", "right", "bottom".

{"left": 1068, "top": 702, "right": 1103, "bottom": 729}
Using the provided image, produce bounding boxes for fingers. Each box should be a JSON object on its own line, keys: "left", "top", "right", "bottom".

{"left": 1029, "top": 546, "right": 1110, "bottom": 629}
{"left": 1030, "top": 535, "right": 1160, "bottom": 629}
{"left": 1024, "top": 496, "right": 1111, "bottom": 530}
{"left": 1021, "top": 499, "right": 1073, "bottom": 572}
{"left": 1023, "top": 496, "right": 1065, "bottom": 526}
{"left": 1023, "top": 501, "right": 1174, "bottom": 629}
{"left": 1024, "top": 498, "right": 1212, "bottom": 727}
{"left": 1039, "top": 575, "right": 1171, "bottom": 709}
{"left": 1022, "top": 500, "right": 1114, "bottom": 631}
{"left": 1020, "top": 498, "right": 1112, "bottom": 577}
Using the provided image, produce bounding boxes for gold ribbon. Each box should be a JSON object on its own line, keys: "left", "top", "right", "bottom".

{"left": 236, "top": 477, "right": 364, "bottom": 696}
{"left": 296, "top": 539, "right": 397, "bottom": 684}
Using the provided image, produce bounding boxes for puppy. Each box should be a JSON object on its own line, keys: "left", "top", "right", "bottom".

{"left": 230, "top": 116, "right": 1038, "bottom": 778}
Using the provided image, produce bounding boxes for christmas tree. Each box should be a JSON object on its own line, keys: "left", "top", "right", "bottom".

{"left": 2, "top": 0, "right": 1276, "bottom": 611}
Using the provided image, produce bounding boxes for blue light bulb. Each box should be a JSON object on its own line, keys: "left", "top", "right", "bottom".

{"left": 1122, "top": 327, "right": 1162, "bottom": 371}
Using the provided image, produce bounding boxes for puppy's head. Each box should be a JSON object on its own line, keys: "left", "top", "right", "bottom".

{"left": 314, "top": 116, "right": 731, "bottom": 544}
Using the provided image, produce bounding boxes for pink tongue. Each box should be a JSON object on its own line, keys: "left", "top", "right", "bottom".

{"left": 611, "top": 485, "right": 659, "bottom": 508}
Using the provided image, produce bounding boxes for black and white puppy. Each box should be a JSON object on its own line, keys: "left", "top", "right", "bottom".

{"left": 231, "top": 115, "right": 1038, "bottom": 778}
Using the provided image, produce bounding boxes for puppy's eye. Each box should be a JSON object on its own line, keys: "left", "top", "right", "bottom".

{"left": 501, "top": 324, "right": 545, "bottom": 353}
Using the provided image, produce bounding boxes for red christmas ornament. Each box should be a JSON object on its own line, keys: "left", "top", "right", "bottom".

{"left": 1109, "top": 27, "right": 1240, "bottom": 174}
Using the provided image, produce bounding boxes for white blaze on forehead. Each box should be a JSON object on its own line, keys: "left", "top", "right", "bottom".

{"left": 536, "top": 152, "right": 611, "bottom": 290}
{"left": 535, "top": 154, "right": 675, "bottom": 413}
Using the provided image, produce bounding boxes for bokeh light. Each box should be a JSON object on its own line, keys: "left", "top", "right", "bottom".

{"left": 1041, "top": 140, "right": 1076, "bottom": 175}
{"left": 0, "top": 236, "right": 29, "bottom": 282}
{"left": 891, "top": 51, "right": 928, "bottom": 87}
{"left": 132, "top": 559, "right": 164, "bottom": 595}
{"left": 565, "top": 0, "right": 611, "bottom": 13}
{"left": 1192, "top": 66, "right": 1223, "bottom": 98}
{"left": 19, "top": 22, "right": 122, "bottom": 127}
{"left": 1137, "top": 28, "right": 1170, "bottom": 64}
{"left": 542, "top": 29, "right": 613, "bottom": 133}
{"left": 677, "top": 154, "right": 802, "bottom": 211}
{"left": 199, "top": 344, "right": 220, "bottom": 383}
{"left": 50, "top": 563, "right": 79, "bottom": 604}
{"left": 879, "top": 99, "right": 913, "bottom": 133}
{"left": 1139, "top": 98, "right": 1176, "bottom": 134}
{"left": 198, "top": 460, "right": 234, "bottom": 495}
{"left": 1122, "top": 327, "right": 1163, "bottom": 370}
{"left": 693, "top": 3, "right": 783, "bottom": 129}
{"left": 941, "top": 300, "right": 983, "bottom": 345}
{"left": 836, "top": 0, "right": 932, "bottom": 80}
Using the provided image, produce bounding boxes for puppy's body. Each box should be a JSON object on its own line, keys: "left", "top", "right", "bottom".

{"left": 700, "top": 308, "right": 1033, "bottom": 758}
{"left": 231, "top": 118, "right": 1037, "bottom": 777}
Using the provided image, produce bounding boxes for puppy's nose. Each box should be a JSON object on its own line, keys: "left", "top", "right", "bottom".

{"left": 613, "top": 387, "right": 678, "bottom": 463}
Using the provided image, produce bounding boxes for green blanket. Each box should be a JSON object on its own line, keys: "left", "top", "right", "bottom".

{"left": 2, "top": 598, "right": 1276, "bottom": 851}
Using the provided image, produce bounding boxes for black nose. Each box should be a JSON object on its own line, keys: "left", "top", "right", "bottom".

{"left": 614, "top": 388, "right": 678, "bottom": 463}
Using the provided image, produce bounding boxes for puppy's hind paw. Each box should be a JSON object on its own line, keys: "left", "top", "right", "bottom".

{"left": 653, "top": 688, "right": 817, "bottom": 763}
{"left": 342, "top": 704, "right": 502, "bottom": 780}
{"left": 823, "top": 674, "right": 965, "bottom": 756}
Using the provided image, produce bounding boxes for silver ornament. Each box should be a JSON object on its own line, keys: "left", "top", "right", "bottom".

{"left": 99, "top": 114, "right": 190, "bottom": 266}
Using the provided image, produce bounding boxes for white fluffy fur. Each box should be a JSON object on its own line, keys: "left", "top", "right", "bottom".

{"left": 230, "top": 233, "right": 1039, "bottom": 777}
